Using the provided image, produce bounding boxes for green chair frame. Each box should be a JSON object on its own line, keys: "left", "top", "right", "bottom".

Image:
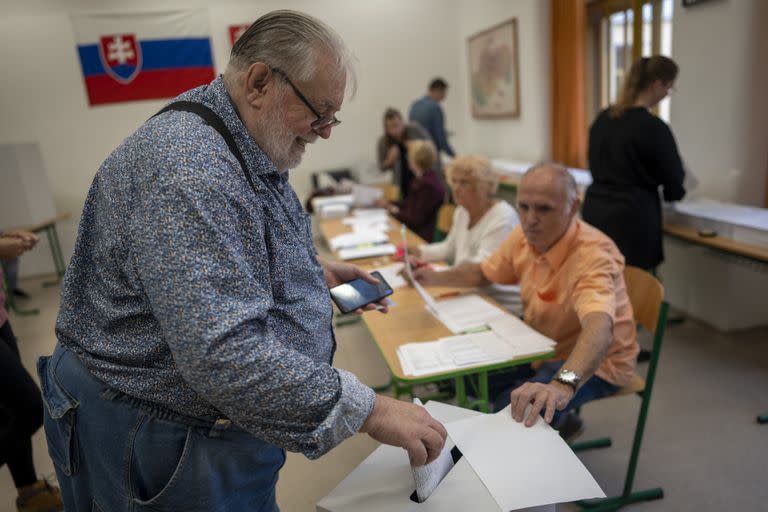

{"left": 572, "top": 267, "right": 669, "bottom": 511}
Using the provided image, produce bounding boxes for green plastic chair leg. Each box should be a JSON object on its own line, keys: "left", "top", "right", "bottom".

{"left": 577, "top": 488, "right": 663, "bottom": 511}
{"left": 571, "top": 437, "right": 612, "bottom": 451}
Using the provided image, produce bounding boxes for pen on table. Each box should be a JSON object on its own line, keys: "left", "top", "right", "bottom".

{"left": 436, "top": 291, "right": 460, "bottom": 299}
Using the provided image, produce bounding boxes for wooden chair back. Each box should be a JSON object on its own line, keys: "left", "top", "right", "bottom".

{"left": 436, "top": 203, "right": 456, "bottom": 235}
{"left": 623, "top": 266, "right": 664, "bottom": 335}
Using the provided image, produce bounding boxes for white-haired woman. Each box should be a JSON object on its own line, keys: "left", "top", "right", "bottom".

{"left": 410, "top": 154, "right": 522, "bottom": 315}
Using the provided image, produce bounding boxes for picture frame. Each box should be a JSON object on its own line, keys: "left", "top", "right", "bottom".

{"left": 467, "top": 18, "right": 521, "bottom": 119}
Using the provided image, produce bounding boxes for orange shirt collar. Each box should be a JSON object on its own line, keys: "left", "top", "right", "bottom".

{"left": 530, "top": 218, "right": 580, "bottom": 271}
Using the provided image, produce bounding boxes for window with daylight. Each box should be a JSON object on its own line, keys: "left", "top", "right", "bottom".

{"left": 586, "top": 0, "right": 674, "bottom": 123}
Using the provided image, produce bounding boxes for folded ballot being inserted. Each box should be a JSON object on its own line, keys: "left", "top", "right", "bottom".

{"left": 317, "top": 401, "right": 605, "bottom": 512}
{"left": 410, "top": 399, "right": 455, "bottom": 502}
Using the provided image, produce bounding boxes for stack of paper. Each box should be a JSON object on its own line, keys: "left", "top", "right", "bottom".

{"left": 338, "top": 244, "right": 396, "bottom": 260}
{"left": 342, "top": 210, "right": 390, "bottom": 234}
{"left": 352, "top": 184, "right": 384, "bottom": 206}
{"left": 329, "top": 231, "right": 389, "bottom": 250}
{"left": 370, "top": 262, "right": 408, "bottom": 289}
{"left": 397, "top": 328, "right": 555, "bottom": 377}
{"left": 433, "top": 295, "right": 507, "bottom": 334}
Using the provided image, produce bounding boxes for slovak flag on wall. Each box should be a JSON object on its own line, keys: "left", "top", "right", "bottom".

{"left": 71, "top": 10, "right": 215, "bottom": 106}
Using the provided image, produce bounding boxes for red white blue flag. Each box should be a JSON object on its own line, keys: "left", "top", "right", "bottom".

{"left": 72, "top": 10, "right": 215, "bottom": 106}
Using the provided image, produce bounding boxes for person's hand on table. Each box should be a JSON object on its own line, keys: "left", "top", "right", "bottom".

{"left": 360, "top": 394, "right": 448, "bottom": 466}
{"left": 0, "top": 231, "right": 39, "bottom": 258}
{"left": 2, "top": 230, "right": 39, "bottom": 248}
{"left": 321, "top": 259, "right": 389, "bottom": 314}
{"left": 509, "top": 381, "right": 575, "bottom": 427}
{"left": 408, "top": 264, "right": 442, "bottom": 287}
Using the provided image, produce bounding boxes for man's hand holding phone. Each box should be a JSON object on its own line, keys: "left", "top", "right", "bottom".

{"left": 321, "top": 259, "right": 392, "bottom": 314}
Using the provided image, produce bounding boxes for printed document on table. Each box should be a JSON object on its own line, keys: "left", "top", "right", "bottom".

{"left": 352, "top": 185, "right": 383, "bottom": 206}
{"left": 397, "top": 341, "right": 456, "bottom": 376}
{"left": 338, "top": 244, "right": 396, "bottom": 260}
{"left": 433, "top": 294, "right": 507, "bottom": 334}
{"left": 370, "top": 262, "right": 407, "bottom": 289}
{"left": 402, "top": 226, "right": 439, "bottom": 314}
{"left": 445, "top": 406, "right": 605, "bottom": 511}
{"left": 329, "top": 231, "right": 389, "bottom": 250}
{"left": 487, "top": 316, "right": 556, "bottom": 355}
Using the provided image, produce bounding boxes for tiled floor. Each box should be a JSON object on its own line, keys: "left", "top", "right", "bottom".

{"left": 2, "top": 275, "right": 767, "bottom": 511}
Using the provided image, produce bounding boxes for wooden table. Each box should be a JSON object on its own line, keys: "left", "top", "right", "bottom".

{"left": 318, "top": 214, "right": 553, "bottom": 411}
{"left": 662, "top": 222, "right": 768, "bottom": 264}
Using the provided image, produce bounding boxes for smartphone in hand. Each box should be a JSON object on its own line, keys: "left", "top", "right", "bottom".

{"left": 329, "top": 271, "right": 394, "bottom": 314}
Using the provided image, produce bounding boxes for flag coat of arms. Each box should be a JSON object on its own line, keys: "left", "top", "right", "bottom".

{"left": 72, "top": 10, "right": 215, "bottom": 106}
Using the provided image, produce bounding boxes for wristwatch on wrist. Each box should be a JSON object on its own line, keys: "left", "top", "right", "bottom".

{"left": 553, "top": 368, "right": 581, "bottom": 391}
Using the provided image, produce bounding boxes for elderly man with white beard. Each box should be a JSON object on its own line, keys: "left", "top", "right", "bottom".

{"left": 39, "top": 10, "right": 446, "bottom": 512}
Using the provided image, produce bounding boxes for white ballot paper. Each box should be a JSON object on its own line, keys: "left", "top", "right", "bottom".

{"left": 410, "top": 399, "right": 455, "bottom": 502}
{"left": 338, "top": 243, "right": 396, "bottom": 260}
{"left": 328, "top": 231, "right": 389, "bottom": 250}
{"left": 445, "top": 406, "right": 605, "bottom": 511}
{"left": 370, "top": 262, "right": 408, "bottom": 289}
{"left": 352, "top": 184, "right": 384, "bottom": 206}
{"left": 433, "top": 294, "right": 507, "bottom": 334}
{"left": 317, "top": 400, "right": 601, "bottom": 511}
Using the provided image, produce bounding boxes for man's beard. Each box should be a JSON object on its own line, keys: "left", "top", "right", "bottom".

{"left": 252, "top": 91, "right": 307, "bottom": 172}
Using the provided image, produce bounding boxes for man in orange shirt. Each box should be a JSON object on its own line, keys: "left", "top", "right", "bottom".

{"left": 412, "top": 163, "right": 639, "bottom": 437}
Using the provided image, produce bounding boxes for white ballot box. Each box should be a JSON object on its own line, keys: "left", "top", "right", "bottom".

{"left": 316, "top": 401, "right": 604, "bottom": 512}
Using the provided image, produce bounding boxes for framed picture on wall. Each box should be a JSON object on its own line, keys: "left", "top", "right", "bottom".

{"left": 467, "top": 18, "right": 520, "bottom": 119}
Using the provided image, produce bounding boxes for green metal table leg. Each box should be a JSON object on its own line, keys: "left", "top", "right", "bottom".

{"left": 43, "top": 225, "right": 67, "bottom": 287}
{"left": 478, "top": 371, "right": 489, "bottom": 412}
{"left": 372, "top": 377, "right": 395, "bottom": 393}
{"left": 455, "top": 376, "right": 467, "bottom": 408}
{"left": 577, "top": 487, "right": 663, "bottom": 511}
{"left": 757, "top": 413, "right": 768, "bottom": 424}
{"left": 571, "top": 437, "right": 612, "bottom": 451}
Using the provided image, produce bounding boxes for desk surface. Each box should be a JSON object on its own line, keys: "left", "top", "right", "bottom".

{"left": 318, "top": 216, "right": 425, "bottom": 265}
{"left": 663, "top": 222, "right": 768, "bottom": 263}
{"left": 318, "top": 214, "right": 552, "bottom": 382}
{"left": 9, "top": 212, "right": 71, "bottom": 233}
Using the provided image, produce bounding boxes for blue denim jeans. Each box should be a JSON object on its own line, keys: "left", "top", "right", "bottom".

{"left": 492, "top": 360, "right": 620, "bottom": 428}
{"left": 38, "top": 344, "right": 285, "bottom": 512}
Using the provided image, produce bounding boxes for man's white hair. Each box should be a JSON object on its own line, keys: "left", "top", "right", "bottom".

{"left": 224, "top": 10, "right": 357, "bottom": 97}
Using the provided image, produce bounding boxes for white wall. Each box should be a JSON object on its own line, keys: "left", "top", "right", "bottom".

{"left": 457, "top": 0, "right": 551, "bottom": 162}
{"left": 670, "top": 0, "right": 768, "bottom": 206}
{"left": 0, "top": 0, "right": 552, "bottom": 277}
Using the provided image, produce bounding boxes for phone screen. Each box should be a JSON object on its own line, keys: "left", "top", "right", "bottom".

{"left": 330, "top": 271, "right": 393, "bottom": 313}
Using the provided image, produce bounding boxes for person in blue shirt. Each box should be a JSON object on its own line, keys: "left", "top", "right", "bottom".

{"left": 409, "top": 78, "right": 456, "bottom": 159}
{"left": 39, "top": 10, "right": 446, "bottom": 512}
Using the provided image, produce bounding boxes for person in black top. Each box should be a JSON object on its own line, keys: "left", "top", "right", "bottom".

{"left": 582, "top": 55, "right": 685, "bottom": 271}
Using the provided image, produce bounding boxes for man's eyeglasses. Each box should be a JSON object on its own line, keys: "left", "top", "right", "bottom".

{"left": 272, "top": 67, "right": 341, "bottom": 131}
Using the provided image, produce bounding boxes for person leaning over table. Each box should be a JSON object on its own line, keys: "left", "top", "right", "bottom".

{"left": 582, "top": 55, "right": 685, "bottom": 271}
{"left": 410, "top": 163, "right": 639, "bottom": 440}
{"left": 39, "top": 10, "right": 446, "bottom": 512}
{"left": 376, "top": 107, "right": 430, "bottom": 199}
{"left": 407, "top": 154, "right": 522, "bottom": 315}
{"left": 379, "top": 139, "right": 445, "bottom": 243}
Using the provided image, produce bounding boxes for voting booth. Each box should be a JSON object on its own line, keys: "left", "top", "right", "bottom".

{"left": 0, "top": 142, "right": 60, "bottom": 276}
{"left": 317, "top": 401, "right": 604, "bottom": 512}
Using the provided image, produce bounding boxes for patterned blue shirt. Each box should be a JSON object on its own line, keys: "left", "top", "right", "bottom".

{"left": 56, "top": 76, "right": 375, "bottom": 459}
